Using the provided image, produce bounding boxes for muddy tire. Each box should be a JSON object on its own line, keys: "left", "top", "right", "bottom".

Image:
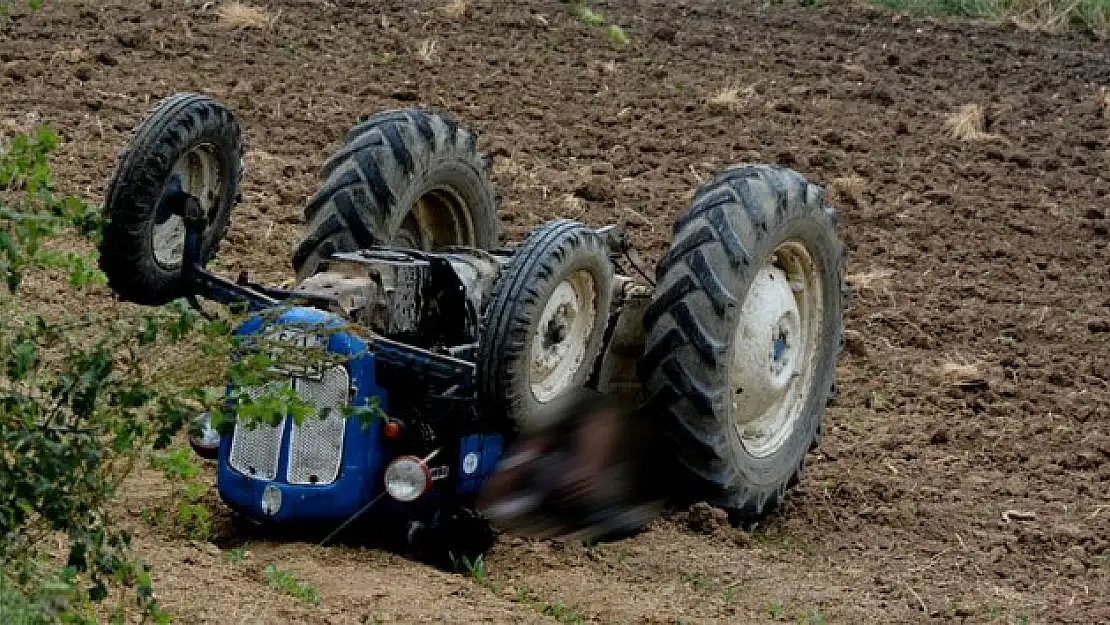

{"left": 477, "top": 220, "right": 614, "bottom": 436}
{"left": 99, "top": 93, "right": 243, "bottom": 305}
{"left": 291, "top": 109, "right": 501, "bottom": 279}
{"left": 638, "top": 164, "right": 846, "bottom": 522}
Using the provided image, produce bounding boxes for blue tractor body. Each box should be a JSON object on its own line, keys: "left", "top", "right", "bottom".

{"left": 213, "top": 306, "right": 504, "bottom": 532}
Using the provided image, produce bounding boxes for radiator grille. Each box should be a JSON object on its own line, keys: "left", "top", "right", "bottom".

{"left": 228, "top": 381, "right": 290, "bottom": 481}
{"left": 287, "top": 366, "right": 350, "bottom": 485}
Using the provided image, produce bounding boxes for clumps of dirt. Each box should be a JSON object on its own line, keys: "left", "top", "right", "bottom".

{"left": 573, "top": 175, "right": 613, "bottom": 202}
{"left": 944, "top": 103, "right": 998, "bottom": 142}
{"left": 684, "top": 503, "right": 730, "bottom": 534}
{"left": 2, "top": 60, "right": 43, "bottom": 82}
{"left": 829, "top": 175, "right": 868, "bottom": 207}
{"left": 217, "top": 2, "right": 277, "bottom": 30}
{"left": 842, "top": 328, "right": 867, "bottom": 358}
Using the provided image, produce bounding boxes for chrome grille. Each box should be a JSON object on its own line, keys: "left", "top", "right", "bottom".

{"left": 287, "top": 366, "right": 350, "bottom": 485}
{"left": 228, "top": 381, "right": 290, "bottom": 481}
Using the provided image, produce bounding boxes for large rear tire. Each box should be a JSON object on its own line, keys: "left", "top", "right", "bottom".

{"left": 638, "top": 164, "right": 846, "bottom": 522}
{"left": 291, "top": 109, "right": 501, "bottom": 279}
{"left": 99, "top": 93, "right": 243, "bottom": 305}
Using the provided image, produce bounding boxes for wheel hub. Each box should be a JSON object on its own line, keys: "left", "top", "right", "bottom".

{"left": 154, "top": 143, "right": 223, "bottom": 268}
{"left": 530, "top": 271, "right": 598, "bottom": 403}
{"left": 731, "top": 243, "right": 821, "bottom": 458}
{"left": 392, "top": 188, "right": 475, "bottom": 251}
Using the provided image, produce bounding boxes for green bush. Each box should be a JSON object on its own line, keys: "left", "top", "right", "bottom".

{"left": 0, "top": 121, "right": 377, "bottom": 621}
{"left": 0, "top": 124, "right": 195, "bottom": 622}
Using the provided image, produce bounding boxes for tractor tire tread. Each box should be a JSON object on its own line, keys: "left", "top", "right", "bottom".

{"left": 639, "top": 164, "right": 845, "bottom": 521}
{"left": 292, "top": 108, "right": 499, "bottom": 278}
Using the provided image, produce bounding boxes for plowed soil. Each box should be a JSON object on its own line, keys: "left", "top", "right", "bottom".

{"left": 3, "top": 0, "right": 1109, "bottom": 623}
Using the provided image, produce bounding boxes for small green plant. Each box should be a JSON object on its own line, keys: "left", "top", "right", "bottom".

{"left": 768, "top": 599, "right": 785, "bottom": 618}
{"left": 797, "top": 607, "right": 828, "bottom": 625}
{"left": 680, "top": 570, "right": 716, "bottom": 591}
{"left": 150, "top": 446, "right": 212, "bottom": 539}
{"left": 263, "top": 564, "right": 320, "bottom": 606}
{"left": 542, "top": 599, "right": 585, "bottom": 624}
{"left": 722, "top": 586, "right": 736, "bottom": 604}
{"left": 575, "top": 4, "right": 606, "bottom": 25}
{"left": 606, "top": 24, "right": 629, "bottom": 45}
{"left": 227, "top": 547, "right": 249, "bottom": 564}
{"left": 570, "top": 1, "right": 632, "bottom": 45}
{"left": 456, "top": 554, "right": 488, "bottom": 585}
{"left": 0, "top": 0, "right": 42, "bottom": 17}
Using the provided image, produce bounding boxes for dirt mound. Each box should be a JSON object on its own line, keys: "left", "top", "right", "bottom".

{"left": 2, "top": 0, "right": 1108, "bottom": 622}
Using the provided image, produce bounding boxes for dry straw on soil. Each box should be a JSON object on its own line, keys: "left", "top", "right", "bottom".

{"left": 939, "top": 360, "right": 991, "bottom": 389}
{"left": 415, "top": 40, "right": 438, "bottom": 64}
{"left": 217, "top": 2, "right": 276, "bottom": 30}
{"left": 944, "top": 103, "right": 997, "bottom": 142}
{"left": 707, "top": 84, "right": 757, "bottom": 112}
{"left": 1006, "top": 0, "right": 1110, "bottom": 36}
{"left": 439, "top": 0, "right": 472, "bottom": 19}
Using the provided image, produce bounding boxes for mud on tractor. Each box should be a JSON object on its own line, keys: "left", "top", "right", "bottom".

{"left": 99, "top": 93, "right": 845, "bottom": 562}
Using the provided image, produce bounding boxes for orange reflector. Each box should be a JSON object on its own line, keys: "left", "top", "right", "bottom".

{"left": 383, "top": 421, "right": 401, "bottom": 440}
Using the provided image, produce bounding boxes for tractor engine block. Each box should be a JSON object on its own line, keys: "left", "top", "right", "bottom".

{"left": 292, "top": 247, "right": 507, "bottom": 349}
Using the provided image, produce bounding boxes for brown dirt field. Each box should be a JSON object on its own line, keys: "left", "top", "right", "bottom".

{"left": 3, "top": 0, "right": 1110, "bottom": 623}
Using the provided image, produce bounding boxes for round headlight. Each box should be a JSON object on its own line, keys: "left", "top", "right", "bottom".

{"left": 384, "top": 456, "right": 431, "bottom": 502}
{"left": 261, "top": 484, "right": 282, "bottom": 516}
{"left": 188, "top": 412, "right": 221, "bottom": 460}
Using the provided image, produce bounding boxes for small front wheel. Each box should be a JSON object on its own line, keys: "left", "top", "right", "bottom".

{"left": 639, "top": 164, "right": 846, "bottom": 522}
{"left": 100, "top": 93, "right": 243, "bottom": 305}
{"left": 477, "top": 220, "right": 615, "bottom": 436}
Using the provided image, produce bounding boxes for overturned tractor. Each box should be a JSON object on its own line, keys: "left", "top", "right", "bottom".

{"left": 99, "top": 93, "right": 845, "bottom": 563}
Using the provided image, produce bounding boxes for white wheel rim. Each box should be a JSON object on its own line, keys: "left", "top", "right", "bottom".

{"left": 529, "top": 270, "right": 599, "bottom": 403}
{"left": 154, "top": 143, "right": 223, "bottom": 268}
{"left": 731, "top": 241, "right": 824, "bottom": 458}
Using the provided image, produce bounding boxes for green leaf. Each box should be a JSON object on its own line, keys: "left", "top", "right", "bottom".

{"left": 138, "top": 316, "right": 159, "bottom": 345}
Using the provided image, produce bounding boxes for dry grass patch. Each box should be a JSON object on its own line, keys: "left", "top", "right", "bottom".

{"left": 847, "top": 268, "right": 893, "bottom": 292}
{"left": 846, "top": 268, "right": 895, "bottom": 305}
{"left": 707, "top": 84, "right": 757, "bottom": 113}
{"left": 830, "top": 175, "right": 868, "bottom": 207}
{"left": 1099, "top": 86, "right": 1110, "bottom": 119}
{"left": 415, "top": 40, "right": 438, "bottom": 64}
{"left": 939, "top": 360, "right": 992, "bottom": 389}
{"left": 943, "top": 103, "right": 998, "bottom": 142}
{"left": 1006, "top": 0, "right": 1110, "bottom": 36}
{"left": 217, "top": 2, "right": 276, "bottom": 30}
{"left": 440, "top": 0, "right": 472, "bottom": 19}
{"left": 1009, "top": 0, "right": 1078, "bottom": 33}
